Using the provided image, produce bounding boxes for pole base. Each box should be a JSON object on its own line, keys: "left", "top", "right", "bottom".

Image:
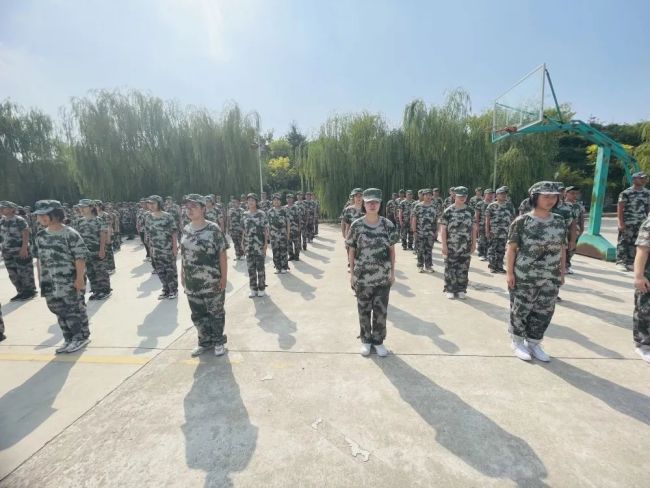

{"left": 576, "top": 233, "right": 615, "bottom": 262}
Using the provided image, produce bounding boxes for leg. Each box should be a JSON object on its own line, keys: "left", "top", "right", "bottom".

{"left": 453, "top": 253, "right": 471, "bottom": 292}
{"left": 4, "top": 258, "right": 21, "bottom": 293}
{"left": 355, "top": 284, "right": 373, "bottom": 343}
{"left": 17, "top": 257, "right": 36, "bottom": 294}
{"left": 247, "top": 253, "right": 258, "bottom": 291}
{"left": 416, "top": 234, "right": 424, "bottom": 268}
{"left": 443, "top": 254, "right": 456, "bottom": 292}
{"left": 424, "top": 236, "right": 434, "bottom": 269}
{"left": 633, "top": 289, "right": 650, "bottom": 347}
{"left": 257, "top": 255, "right": 266, "bottom": 290}
{"left": 508, "top": 286, "right": 535, "bottom": 341}
{"left": 188, "top": 294, "right": 214, "bottom": 347}
{"left": 280, "top": 236, "right": 289, "bottom": 270}
{"left": 206, "top": 290, "right": 227, "bottom": 346}
{"left": 524, "top": 283, "right": 559, "bottom": 342}
{"left": 86, "top": 256, "right": 99, "bottom": 293}
{"left": 370, "top": 285, "right": 390, "bottom": 345}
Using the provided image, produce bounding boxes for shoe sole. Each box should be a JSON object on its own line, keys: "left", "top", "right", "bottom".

{"left": 635, "top": 349, "right": 650, "bottom": 363}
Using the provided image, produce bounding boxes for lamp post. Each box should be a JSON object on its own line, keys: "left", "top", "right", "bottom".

{"left": 246, "top": 112, "right": 263, "bottom": 195}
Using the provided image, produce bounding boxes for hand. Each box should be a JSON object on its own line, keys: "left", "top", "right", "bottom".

{"left": 19, "top": 248, "right": 28, "bottom": 259}
{"left": 560, "top": 274, "right": 565, "bottom": 286}
{"left": 74, "top": 277, "right": 85, "bottom": 292}
{"left": 172, "top": 246, "right": 178, "bottom": 257}
{"left": 470, "top": 243, "right": 476, "bottom": 254}
{"left": 219, "top": 276, "right": 227, "bottom": 292}
{"left": 263, "top": 245, "right": 267, "bottom": 257}
{"left": 635, "top": 277, "right": 650, "bottom": 293}
{"left": 389, "top": 273, "right": 395, "bottom": 286}
{"left": 350, "top": 274, "right": 356, "bottom": 290}
{"left": 441, "top": 245, "right": 448, "bottom": 257}
{"left": 98, "top": 249, "right": 106, "bottom": 260}
{"left": 618, "top": 223, "right": 625, "bottom": 232}
{"left": 506, "top": 272, "right": 515, "bottom": 289}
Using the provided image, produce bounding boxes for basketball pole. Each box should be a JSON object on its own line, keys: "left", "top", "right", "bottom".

{"left": 493, "top": 143, "right": 498, "bottom": 191}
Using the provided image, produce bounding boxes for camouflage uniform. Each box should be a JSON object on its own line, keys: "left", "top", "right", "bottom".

{"left": 398, "top": 198, "right": 415, "bottom": 249}
{"left": 303, "top": 198, "right": 316, "bottom": 243}
{"left": 267, "top": 205, "right": 290, "bottom": 271}
{"left": 96, "top": 210, "right": 116, "bottom": 272}
{"left": 77, "top": 216, "right": 112, "bottom": 294}
{"left": 633, "top": 217, "right": 650, "bottom": 348}
{"left": 385, "top": 198, "right": 398, "bottom": 229}
{"left": 474, "top": 198, "right": 490, "bottom": 259}
{"left": 0, "top": 303, "right": 4, "bottom": 340}
{"left": 0, "top": 214, "right": 37, "bottom": 295}
{"left": 119, "top": 205, "right": 136, "bottom": 239}
{"left": 136, "top": 206, "right": 150, "bottom": 257}
{"left": 259, "top": 199, "right": 272, "bottom": 213}
{"left": 567, "top": 200, "right": 585, "bottom": 267}
{"left": 314, "top": 199, "right": 320, "bottom": 235}
{"left": 296, "top": 197, "right": 309, "bottom": 249}
{"left": 285, "top": 202, "right": 302, "bottom": 260}
{"left": 411, "top": 201, "right": 437, "bottom": 269}
{"left": 518, "top": 197, "right": 532, "bottom": 215}
{"left": 205, "top": 207, "right": 222, "bottom": 226}
{"left": 227, "top": 205, "right": 245, "bottom": 259}
{"left": 145, "top": 211, "right": 178, "bottom": 295}
{"left": 469, "top": 195, "right": 483, "bottom": 212}
{"left": 443, "top": 196, "right": 454, "bottom": 209}
{"left": 616, "top": 186, "right": 650, "bottom": 267}
{"left": 486, "top": 200, "right": 515, "bottom": 271}
{"left": 441, "top": 205, "right": 475, "bottom": 293}
{"left": 346, "top": 216, "right": 399, "bottom": 345}
{"left": 35, "top": 224, "right": 90, "bottom": 342}
{"left": 243, "top": 209, "right": 269, "bottom": 292}
{"left": 181, "top": 220, "right": 229, "bottom": 348}
{"left": 507, "top": 213, "right": 566, "bottom": 342}
{"left": 166, "top": 202, "right": 183, "bottom": 234}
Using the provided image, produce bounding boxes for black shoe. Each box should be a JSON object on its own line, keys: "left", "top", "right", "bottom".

{"left": 95, "top": 291, "right": 112, "bottom": 300}
{"left": 302, "top": 244, "right": 307, "bottom": 250}
{"left": 158, "top": 292, "right": 168, "bottom": 300}
{"left": 89, "top": 294, "right": 98, "bottom": 301}
{"left": 489, "top": 269, "right": 497, "bottom": 274}
{"left": 294, "top": 256, "right": 300, "bottom": 261}
{"left": 0, "top": 334, "right": 5, "bottom": 342}
{"left": 18, "top": 291, "right": 37, "bottom": 301}
{"left": 9, "top": 293, "right": 22, "bottom": 302}
{"left": 496, "top": 268, "right": 507, "bottom": 274}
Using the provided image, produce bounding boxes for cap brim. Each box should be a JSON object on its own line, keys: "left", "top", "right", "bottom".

{"left": 34, "top": 209, "right": 53, "bottom": 215}
{"left": 363, "top": 198, "right": 381, "bottom": 203}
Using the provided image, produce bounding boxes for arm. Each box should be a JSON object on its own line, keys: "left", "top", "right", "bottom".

{"left": 219, "top": 249, "right": 228, "bottom": 291}
{"left": 341, "top": 219, "right": 347, "bottom": 238}
{"left": 389, "top": 245, "right": 395, "bottom": 284}
{"left": 634, "top": 246, "right": 650, "bottom": 292}
{"left": 172, "top": 231, "right": 178, "bottom": 257}
{"left": 348, "top": 246, "right": 356, "bottom": 288}
{"left": 99, "top": 230, "right": 108, "bottom": 259}
{"left": 440, "top": 225, "right": 448, "bottom": 255}
{"left": 470, "top": 223, "right": 477, "bottom": 253}
{"left": 74, "top": 259, "right": 86, "bottom": 292}
{"left": 505, "top": 242, "right": 517, "bottom": 288}
{"left": 568, "top": 220, "right": 577, "bottom": 250}
{"left": 20, "top": 228, "right": 30, "bottom": 258}
{"left": 617, "top": 201, "right": 625, "bottom": 230}
{"left": 485, "top": 214, "right": 491, "bottom": 237}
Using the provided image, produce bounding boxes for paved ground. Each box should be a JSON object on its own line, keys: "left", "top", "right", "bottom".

{"left": 0, "top": 218, "right": 648, "bottom": 487}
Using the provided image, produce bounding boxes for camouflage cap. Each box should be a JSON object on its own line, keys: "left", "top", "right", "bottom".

{"left": 417, "top": 189, "right": 424, "bottom": 195}
{"left": 183, "top": 193, "right": 206, "bottom": 205}
{"left": 553, "top": 182, "right": 565, "bottom": 191}
{"left": 422, "top": 188, "right": 433, "bottom": 195}
{"left": 286, "top": 193, "right": 295, "bottom": 199}
{"left": 240, "top": 193, "right": 246, "bottom": 198}
{"left": 296, "top": 191, "right": 304, "bottom": 196}
{"left": 405, "top": 189, "right": 413, "bottom": 195}
{"left": 94, "top": 200, "right": 103, "bottom": 206}
{"left": 306, "top": 191, "right": 313, "bottom": 195}
{"left": 449, "top": 187, "right": 455, "bottom": 192}
{"left": 247, "top": 192, "right": 259, "bottom": 201}
{"left": 454, "top": 186, "right": 469, "bottom": 196}
{"left": 165, "top": 195, "right": 173, "bottom": 200}
{"left": 362, "top": 188, "right": 382, "bottom": 202}
{"left": 34, "top": 199, "right": 63, "bottom": 215}
{"left": 633, "top": 171, "right": 648, "bottom": 179}
{"left": 432, "top": 188, "right": 440, "bottom": 192}
{"left": 272, "top": 193, "right": 282, "bottom": 200}
{"left": 484, "top": 188, "right": 495, "bottom": 194}
{"left": 475, "top": 187, "right": 483, "bottom": 192}
{"left": 204, "top": 194, "right": 214, "bottom": 202}
{"left": 0, "top": 201, "right": 18, "bottom": 209}
{"left": 146, "top": 195, "right": 163, "bottom": 204}
{"left": 398, "top": 188, "right": 405, "bottom": 193}
{"left": 528, "top": 181, "right": 560, "bottom": 195}
{"left": 350, "top": 188, "right": 363, "bottom": 196}
{"left": 495, "top": 186, "right": 509, "bottom": 194}
{"left": 78, "top": 198, "right": 94, "bottom": 207}
{"left": 565, "top": 185, "right": 580, "bottom": 192}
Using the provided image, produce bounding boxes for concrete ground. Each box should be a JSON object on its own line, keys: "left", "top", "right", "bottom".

{"left": 0, "top": 218, "right": 648, "bottom": 487}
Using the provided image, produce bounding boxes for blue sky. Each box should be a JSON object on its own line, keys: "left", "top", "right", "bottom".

{"left": 1, "top": 0, "right": 649, "bottom": 137}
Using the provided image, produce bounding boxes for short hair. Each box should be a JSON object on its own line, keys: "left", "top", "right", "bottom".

{"left": 530, "top": 194, "right": 559, "bottom": 209}
{"left": 48, "top": 208, "right": 66, "bottom": 222}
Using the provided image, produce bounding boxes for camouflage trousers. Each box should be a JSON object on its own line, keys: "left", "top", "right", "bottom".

{"left": 314, "top": 217, "right": 319, "bottom": 235}
{"left": 0, "top": 303, "right": 4, "bottom": 337}
{"left": 187, "top": 291, "right": 227, "bottom": 347}
{"left": 246, "top": 253, "right": 266, "bottom": 291}
{"left": 301, "top": 224, "right": 309, "bottom": 248}
{"left": 401, "top": 224, "right": 413, "bottom": 249}
{"left": 417, "top": 234, "right": 434, "bottom": 268}
{"left": 616, "top": 222, "right": 641, "bottom": 266}
{"left": 509, "top": 281, "right": 559, "bottom": 342}
{"left": 388, "top": 216, "right": 399, "bottom": 234}
{"left": 139, "top": 232, "right": 150, "bottom": 257}
{"left": 633, "top": 289, "right": 650, "bottom": 347}
{"left": 152, "top": 252, "right": 178, "bottom": 295}
{"left": 355, "top": 283, "right": 390, "bottom": 345}
{"left": 288, "top": 228, "right": 301, "bottom": 259}
{"left": 45, "top": 291, "right": 88, "bottom": 342}
{"left": 271, "top": 235, "right": 289, "bottom": 270}
{"left": 106, "top": 244, "right": 116, "bottom": 271}
{"left": 488, "top": 236, "right": 507, "bottom": 271}
{"left": 3, "top": 255, "right": 36, "bottom": 294}
{"left": 230, "top": 231, "right": 244, "bottom": 259}
{"left": 86, "top": 254, "right": 111, "bottom": 294}
{"left": 444, "top": 252, "right": 471, "bottom": 293}
{"left": 112, "top": 232, "right": 121, "bottom": 251}
{"left": 304, "top": 218, "right": 315, "bottom": 242}
{"left": 477, "top": 228, "right": 488, "bottom": 257}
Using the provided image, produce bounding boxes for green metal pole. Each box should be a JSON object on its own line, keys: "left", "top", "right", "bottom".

{"left": 588, "top": 145, "right": 610, "bottom": 235}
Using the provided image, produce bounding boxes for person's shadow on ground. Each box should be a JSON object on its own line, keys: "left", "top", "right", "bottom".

{"left": 182, "top": 355, "right": 258, "bottom": 487}
{"left": 253, "top": 296, "right": 297, "bottom": 350}
{"left": 373, "top": 355, "right": 549, "bottom": 487}
{"left": 135, "top": 300, "right": 179, "bottom": 353}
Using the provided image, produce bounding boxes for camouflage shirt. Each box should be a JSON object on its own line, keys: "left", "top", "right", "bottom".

{"left": 508, "top": 213, "right": 567, "bottom": 286}
{"left": 35, "top": 226, "right": 89, "bottom": 298}
{"left": 267, "top": 207, "right": 289, "bottom": 240}
{"left": 443, "top": 196, "right": 454, "bottom": 209}
{"left": 0, "top": 215, "right": 30, "bottom": 257}
{"left": 243, "top": 210, "right": 269, "bottom": 255}
{"left": 411, "top": 202, "right": 437, "bottom": 236}
{"left": 432, "top": 197, "right": 444, "bottom": 217}
{"left": 228, "top": 206, "right": 244, "bottom": 233}
{"left": 284, "top": 204, "right": 302, "bottom": 233}
{"left": 181, "top": 221, "right": 229, "bottom": 296}
{"left": 144, "top": 211, "right": 177, "bottom": 253}
{"left": 259, "top": 200, "right": 272, "bottom": 213}
{"left": 385, "top": 199, "right": 397, "bottom": 219}
{"left": 486, "top": 201, "right": 515, "bottom": 238}
{"left": 551, "top": 201, "right": 575, "bottom": 234}
{"left": 518, "top": 198, "right": 532, "bottom": 215}
{"left": 618, "top": 187, "right": 650, "bottom": 225}
{"left": 474, "top": 200, "right": 490, "bottom": 232}
{"left": 346, "top": 217, "right": 399, "bottom": 287}
{"left": 77, "top": 216, "right": 109, "bottom": 254}
{"left": 205, "top": 207, "right": 223, "bottom": 225}
{"left": 342, "top": 205, "right": 365, "bottom": 226}
{"left": 440, "top": 205, "right": 475, "bottom": 254}
{"left": 635, "top": 217, "right": 650, "bottom": 280}
{"left": 469, "top": 196, "right": 483, "bottom": 211}
{"left": 398, "top": 199, "right": 415, "bottom": 223}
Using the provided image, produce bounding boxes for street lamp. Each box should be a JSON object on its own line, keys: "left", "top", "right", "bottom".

{"left": 246, "top": 111, "right": 263, "bottom": 196}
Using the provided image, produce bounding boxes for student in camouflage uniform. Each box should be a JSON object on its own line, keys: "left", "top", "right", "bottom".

{"left": 346, "top": 188, "right": 399, "bottom": 357}
{"left": 295, "top": 191, "right": 309, "bottom": 250}
{"left": 616, "top": 171, "right": 650, "bottom": 272}
{"left": 228, "top": 196, "right": 245, "bottom": 260}
{"left": 0, "top": 303, "right": 5, "bottom": 342}
{"left": 164, "top": 196, "right": 183, "bottom": 234}
{"left": 106, "top": 203, "right": 121, "bottom": 252}
{"left": 243, "top": 193, "right": 269, "bottom": 297}
{"left": 136, "top": 200, "right": 151, "bottom": 260}
{"left": 268, "top": 193, "right": 290, "bottom": 273}
{"left": 506, "top": 181, "right": 566, "bottom": 362}
{"left": 440, "top": 187, "right": 476, "bottom": 299}
{"left": 564, "top": 186, "right": 585, "bottom": 273}
{"left": 550, "top": 183, "right": 577, "bottom": 276}
{"left": 475, "top": 188, "right": 494, "bottom": 261}
{"left": 341, "top": 188, "right": 365, "bottom": 269}
{"left": 145, "top": 195, "right": 179, "bottom": 299}
{"left": 385, "top": 192, "right": 399, "bottom": 229}
{"left": 259, "top": 192, "right": 272, "bottom": 213}
{"left": 398, "top": 190, "right": 415, "bottom": 250}
{"left": 95, "top": 202, "right": 116, "bottom": 274}
{"left": 285, "top": 194, "right": 302, "bottom": 261}
{"left": 518, "top": 196, "right": 532, "bottom": 215}
{"left": 240, "top": 193, "right": 248, "bottom": 211}
{"left": 77, "top": 199, "right": 112, "bottom": 300}
{"left": 410, "top": 189, "right": 437, "bottom": 272}
{"left": 119, "top": 202, "right": 136, "bottom": 240}
{"left": 469, "top": 187, "right": 483, "bottom": 211}
{"left": 0, "top": 201, "right": 37, "bottom": 300}
{"left": 486, "top": 186, "right": 515, "bottom": 273}
{"left": 313, "top": 196, "right": 320, "bottom": 236}
{"left": 443, "top": 187, "right": 455, "bottom": 209}
{"left": 304, "top": 191, "right": 316, "bottom": 243}
{"left": 180, "top": 194, "right": 229, "bottom": 357}
{"left": 33, "top": 200, "right": 91, "bottom": 354}
{"left": 632, "top": 215, "right": 650, "bottom": 363}
{"left": 204, "top": 195, "right": 224, "bottom": 230}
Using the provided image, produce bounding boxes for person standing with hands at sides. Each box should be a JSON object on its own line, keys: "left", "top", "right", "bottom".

{"left": 33, "top": 200, "right": 91, "bottom": 353}
{"left": 411, "top": 188, "right": 437, "bottom": 273}
{"left": 469, "top": 187, "right": 483, "bottom": 211}
{"left": 385, "top": 192, "right": 399, "bottom": 230}
{"left": 506, "top": 182, "right": 566, "bottom": 362}
{"left": 0, "top": 201, "right": 37, "bottom": 301}
{"left": 77, "top": 199, "right": 111, "bottom": 300}
{"left": 268, "top": 193, "right": 290, "bottom": 274}
{"left": 145, "top": 195, "right": 179, "bottom": 300}
{"left": 204, "top": 195, "right": 225, "bottom": 230}
{"left": 475, "top": 188, "right": 494, "bottom": 261}
{"left": 347, "top": 188, "right": 399, "bottom": 357}
{"left": 243, "top": 193, "right": 269, "bottom": 298}
{"left": 617, "top": 172, "right": 650, "bottom": 272}
{"left": 440, "top": 187, "right": 476, "bottom": 299}
{"left": 285, "top": 194, "right": 302, "bottom": 261}
{"left": 228, "top": 196, "right": 245, "bottom": 260}
{"left": 398, "top": 190, "right": 415, "bottom": 250}
{"left": 341, "top": 188, "right": 365, "bottom": 269}
{"left": 633, "top": 215, "right": 650, "bottom": 363}
{"left": 486, "top": 186, "right": 515, "bottom": 273}
{"left": 180, "top": 194, "right": 229, "bottom": 357}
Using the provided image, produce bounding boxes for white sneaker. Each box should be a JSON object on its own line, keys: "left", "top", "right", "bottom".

{"left": 257, "top": 290, "right": 266, "bottom": 297}
{"left": 418, "top": 267, "right": 424, "bottom": 273}
{"left": 479, "top": 256, "right": 488, "bottom": 261}
{"left": 635, "top": 346, "right": 650, "bottom": 363}
{"left": 527, "top": 342, "right": 550, "bottom": 362}
{"left": 55, "top": 341, "right": 71, "bottom": 354}
{"left": 65, "top": 338, "right": 90, "bottom": 353}
{"left": 214, "top": 344, "right": 226, "bottom": 356}
{"left": 446, "top": 292, "right": 455, "bottom": 299}
{"left": 274, "top": 269, "right": 280, "bottom": 274}
{"left": 360, "top": 343, "right": 372, "bottom": 356}
{"left": 191, "top": 345, "right": 210, "bottom": 357}
{"left": 280, "top": 269, "right": 287, "bottom": 274}
{"left": 616, "top": 263, "right": 629, "bottom": 272}
{"left": 249, "top": 289, "right": 257, "bottom": 298}
{"left": 566, "top": 267, "right": 574, "bottom": 275}
{"left": 374, "top": 344, "right": 388, "bottom": 357}
{"left": 512, "top": 340, "right": 532, "bottom": 361}
{"left": 456, "top": 292, "right": 466, "bottom": 300}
